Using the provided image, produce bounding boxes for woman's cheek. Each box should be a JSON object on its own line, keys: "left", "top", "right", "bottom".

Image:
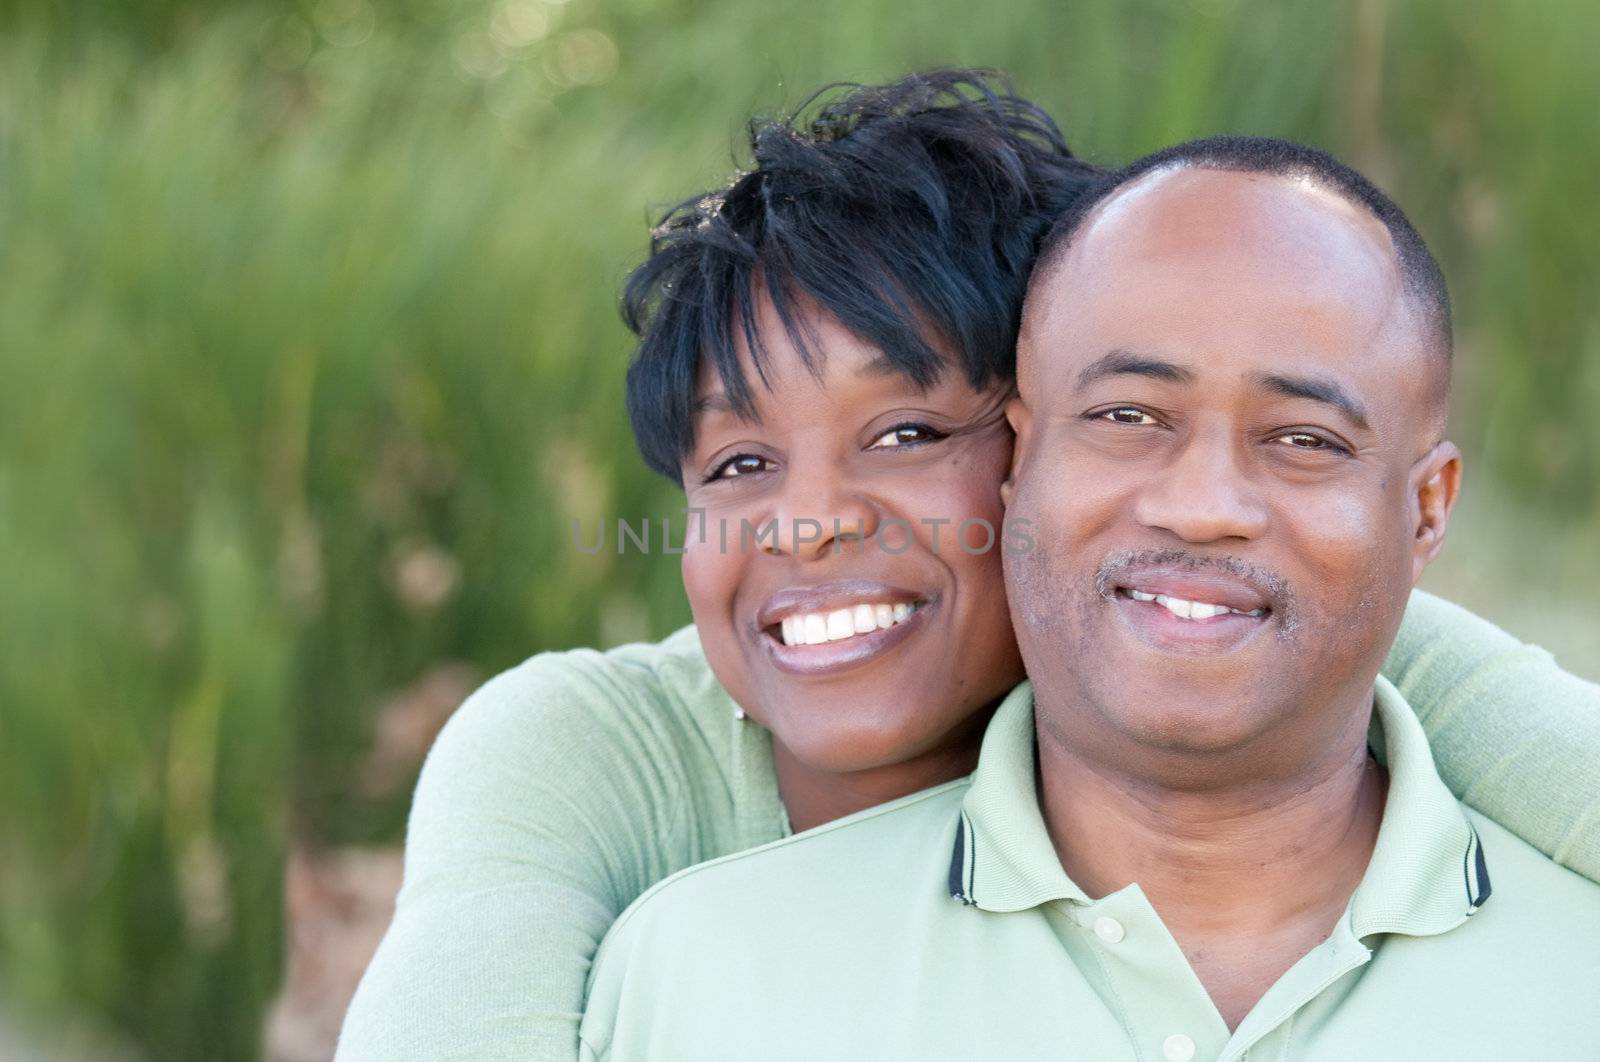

{"left": 680, "top": 535, "right": 761, "bottom": 714}
{"left": 680, "top": 528, "right": 741, "bottom": 626}
{"left": 911, "top": 448, "right": 1010, "bottom": 542}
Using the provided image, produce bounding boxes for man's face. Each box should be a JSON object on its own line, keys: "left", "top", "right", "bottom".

{"left": 1003, "top": 167, "right": 1459, "bottom": 777}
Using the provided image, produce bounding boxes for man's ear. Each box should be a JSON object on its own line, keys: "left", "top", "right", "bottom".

{"left": 1000, "top": 396, "right": 1032, "bottom": 509}
{"left": 1410, "top": 440, "right": 1462, "bottom": 584}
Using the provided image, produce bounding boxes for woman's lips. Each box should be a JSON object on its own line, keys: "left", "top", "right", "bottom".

{"left": 774, "top": 600, "right": 922, "bottom": 646}
{"left": 755, "top": 578, "right": 924, "bottom": 629}
{"left": 760, "top": 598, "right": 933, "bottom": 677}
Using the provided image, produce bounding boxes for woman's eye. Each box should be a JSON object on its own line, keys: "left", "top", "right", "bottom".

{"left": 867, "top": 423, "right": 948, "bottom": 449}
{"left": 1100, "top": 407, "right": 1159, "bottom": 426}
{"left": 707, "top": 454, "right": 772, "bottom": 481}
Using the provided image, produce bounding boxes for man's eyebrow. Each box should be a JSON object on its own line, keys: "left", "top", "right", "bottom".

{"left": 1076, "top": 350, "right": 1195, "bottom": 389}
{"left": 1254, "top": 372, "right": 1370, "bottom": 429}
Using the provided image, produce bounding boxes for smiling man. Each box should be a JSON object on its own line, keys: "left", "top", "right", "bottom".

{"left": 576, "top": 137, "right": 1600, "bottom": 1061}
{"left": 999, "top": 139, "right": 1468, "bottom": 1034}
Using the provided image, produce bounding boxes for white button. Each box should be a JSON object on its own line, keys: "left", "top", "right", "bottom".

{"left": 1091, "top": 916, "right": 1125, "bottom": 944}
{"left": 1162, "top": 1033, "right": 1196, "bottom": 1062}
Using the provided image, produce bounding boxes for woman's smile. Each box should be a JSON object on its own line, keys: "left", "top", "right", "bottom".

{"left": 756, "top": 578, "right": 935, "bottom": 676}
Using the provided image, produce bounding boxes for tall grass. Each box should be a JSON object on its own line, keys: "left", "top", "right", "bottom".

{"left": 1, "top": 0, "right": 1595, "bottom": 1056}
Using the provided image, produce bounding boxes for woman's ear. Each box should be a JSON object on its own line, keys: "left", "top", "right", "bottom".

{"left": 1000, "top": 396, "right": 1032, "bottom": 509}
{"left": 1409, "top": 440, "right": 1462, "bottom": 584}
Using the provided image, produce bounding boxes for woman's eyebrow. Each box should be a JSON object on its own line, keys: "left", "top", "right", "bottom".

{"left": 692, "top": 391, "right": 766, "bottom": 429}
{"left": 693, "top": 391, "right": 735, "bottom": 415}
{"left": 859, "top": 352, "right": 906, "bottom": 377}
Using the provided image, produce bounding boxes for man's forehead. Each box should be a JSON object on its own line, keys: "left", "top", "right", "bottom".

{"left": 1021, "top": 167, "right": 1410, "bottom": 383}
{"left": 1073, "top": 167, "right": 1397, "bottom": 296}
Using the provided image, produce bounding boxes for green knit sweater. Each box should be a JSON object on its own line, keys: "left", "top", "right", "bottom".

{"left": 336, "top": 590, "right": 1600, "bottom": 1060}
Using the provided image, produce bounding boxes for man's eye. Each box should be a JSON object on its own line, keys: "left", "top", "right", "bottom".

{"left": 707, "top": 454, "right": 772, "bottom": 481}
{"left": 1100, "top": 407, "right": 1159, "bottom": 426}
{"left": 1275, "top": 431, "right": 1340, "bottom": 452}
{"left": 867, "top": 423, "right": 948, "bottom": 449}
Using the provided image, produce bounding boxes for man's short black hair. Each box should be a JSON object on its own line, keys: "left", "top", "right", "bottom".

{"left": 1031, "top": 135, "right": 1452, "bottom": 361}
{"left": 622, "top": 69, "right": 1102, "bottom": 481}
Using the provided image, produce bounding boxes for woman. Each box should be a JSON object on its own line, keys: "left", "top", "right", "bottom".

{"left": 337, "top": 70, "right": 1600, "bottom": 1059}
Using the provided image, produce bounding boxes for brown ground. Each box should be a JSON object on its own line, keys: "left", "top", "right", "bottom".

{"left": 263, "top": 663, "right": 479, "bottom": 1061}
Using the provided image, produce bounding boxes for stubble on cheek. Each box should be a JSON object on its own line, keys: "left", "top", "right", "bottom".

{"left": 1002, "top": 531, "right": 1082, "bottom": 655}
{"left": 1308, "top": 535, "right": 1404, "bottom": 670}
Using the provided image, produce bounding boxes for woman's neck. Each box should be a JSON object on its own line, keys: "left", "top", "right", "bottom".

{"left": 771, "top": 708, "right": 995, "bottom": 833}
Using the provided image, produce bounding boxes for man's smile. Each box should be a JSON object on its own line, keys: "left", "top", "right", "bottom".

{"left": 1118, "top": 587, "right": 1264, "bottom": 620}
{"left": 1098, "top": 557, "right": 1284, "bottom": 656}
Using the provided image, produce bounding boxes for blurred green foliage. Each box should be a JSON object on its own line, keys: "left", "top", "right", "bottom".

{"left": 0, "top": 0, "right": 1595, "bottom": 1056}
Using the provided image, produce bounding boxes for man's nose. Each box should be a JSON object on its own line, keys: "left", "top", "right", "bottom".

{"left": 1131, "top": 429, "right": 1269, "bottom": 544}
{"left": 764, "top": 465, "right": 880, "bottom": 560}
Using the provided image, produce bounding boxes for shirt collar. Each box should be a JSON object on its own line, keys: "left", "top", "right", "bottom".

{"left": 949, "top": 680, "right": 1087, "bottom": 912}
{"left": 950, "top": 675, "right": 1490, "bottom": 933}
{"left": 1348, "top": 674, "right": 1492, "bottom": 936}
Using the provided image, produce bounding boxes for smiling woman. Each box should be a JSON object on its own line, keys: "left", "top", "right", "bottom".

{"left": 679, "top": 296, "right": 1023, "bottom": 830}
{"left": 336, "top": 71, "right": 1600, "bottom": 1061}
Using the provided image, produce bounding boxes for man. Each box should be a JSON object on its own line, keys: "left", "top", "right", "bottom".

{"left": 575, "top": 135, "right": 1600, "bottom": 1061}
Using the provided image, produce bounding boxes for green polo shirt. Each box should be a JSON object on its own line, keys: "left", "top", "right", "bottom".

{"left": 579, "top": 677, "right": 1600, "bottom": 1061}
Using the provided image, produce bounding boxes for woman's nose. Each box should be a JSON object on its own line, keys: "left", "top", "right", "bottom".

{"left": 763, "top": 467, "right": 881, "bottom": 560}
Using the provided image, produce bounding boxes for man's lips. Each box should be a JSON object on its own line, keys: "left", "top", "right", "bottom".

{"left": 1111, "top": 569, "right": 1272, "bottom": 619}
{"left": 1105, "top": 565, "right": 1277, "bottom": 654}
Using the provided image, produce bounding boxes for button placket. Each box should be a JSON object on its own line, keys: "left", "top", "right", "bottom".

{"left": 1092, "top": 915, "right": 1126, "bottom": 944}
{"left": 1163, "top": 1032, "right": 1197, "bottom": 1061}
{"left": 1077, "top": 885, "right": 1231, "bottom": 1062}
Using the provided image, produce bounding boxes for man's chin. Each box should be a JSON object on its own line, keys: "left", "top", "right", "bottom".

{"left": 1111, "top": 701, "right": 1270, "bottom": 757}
{"left": 1063, "top": 646, "right": 1282, "bottom": 759}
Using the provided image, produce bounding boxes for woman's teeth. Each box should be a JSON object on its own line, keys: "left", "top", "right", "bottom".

{"left": 779, "top": 603, "right": 919, "bottom": 646}
{"left": 1125, "top": 588, "right": 1264, "bottom": 620}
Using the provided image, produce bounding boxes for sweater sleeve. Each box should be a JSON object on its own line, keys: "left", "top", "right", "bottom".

{"left": 335, "top": 640, "right": 724, "bottom": 1061}
{"left": 1385, "top": 588, "right": 1600, "bottom": 884}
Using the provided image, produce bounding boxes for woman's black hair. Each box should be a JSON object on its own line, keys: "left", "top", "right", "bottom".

{"left": 621, "top": 68, "right": 1103, "bottom": 481}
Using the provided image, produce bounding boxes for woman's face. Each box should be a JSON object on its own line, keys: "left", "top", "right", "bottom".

{"left": 680, "top": 296, "right": 1026, "bottom": 776}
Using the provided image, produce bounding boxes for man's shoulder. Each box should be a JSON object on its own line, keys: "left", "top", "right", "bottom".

{"left": 581, "top": 780, "right": 976, "bottom": 1058}
{"left": 1360, "top": 810, "right": 1600, "bottom": 1050}
{"left": 1420, "top": 809, "right": 1600, "bottom": 999}
{"left": 603, "top": 778, "right": 971, "bottom": 946}
{"left": 1468, "top": 810, "right": 1600, "bottom": 917}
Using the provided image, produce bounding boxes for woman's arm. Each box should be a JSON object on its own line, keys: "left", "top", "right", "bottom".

{"left": 1387, "top": 588, "right": 1600, "bottom": 882}
{"left": 335, "top": 635, "right": 738, "bottom": 1061}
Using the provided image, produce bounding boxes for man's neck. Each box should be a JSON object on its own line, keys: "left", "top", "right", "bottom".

{"left": 1036, "top": 707, "right": 1387, "bottom": 1031}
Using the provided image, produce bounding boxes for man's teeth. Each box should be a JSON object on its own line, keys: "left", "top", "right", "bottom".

{"left": 1125, "top": 588, "right": 1263, "bottom": 620}
{"left": 779, "top": 602, "right": 919, "bottom": 646}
